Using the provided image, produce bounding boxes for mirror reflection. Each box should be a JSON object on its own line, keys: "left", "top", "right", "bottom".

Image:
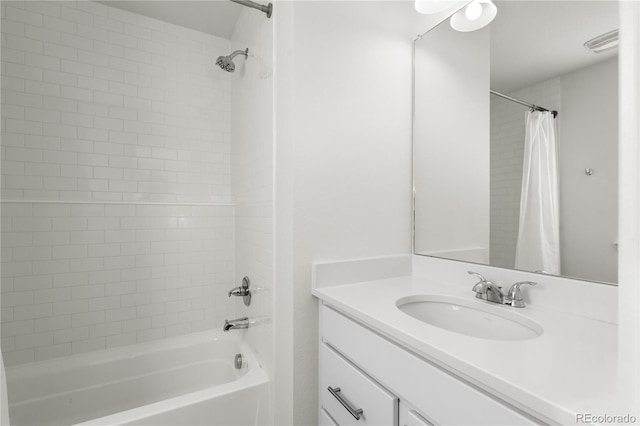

{"left": 413, "top": 1, "right": 618, "bottom": 284}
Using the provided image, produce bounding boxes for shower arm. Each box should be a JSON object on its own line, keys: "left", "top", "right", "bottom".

{"left": 230, "top": 0, "right": 273, "bottom": 18}
{"left": 229, "top": 49, "right": 249, "bottom": 60}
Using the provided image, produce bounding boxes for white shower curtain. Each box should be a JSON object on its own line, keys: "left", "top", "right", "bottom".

{"left": 515, "top": 110, "right": 560, "bottom": 275}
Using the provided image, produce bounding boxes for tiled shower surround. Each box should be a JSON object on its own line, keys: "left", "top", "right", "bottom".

{"left": 1, "top": 1, "right": 236, "bottom": 365}
{"left": 0, "top": 0, "right": 231, "bottom": 203}
{"left": 1, "top": 202, "right": 234, "bottom": 365}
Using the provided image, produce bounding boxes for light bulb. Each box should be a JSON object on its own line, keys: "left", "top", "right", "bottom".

{"left": 464, "top": 1, "right": 482, "bottom": 20}
{"left": 450, "top": 0, "right": 497, "bottom": 32}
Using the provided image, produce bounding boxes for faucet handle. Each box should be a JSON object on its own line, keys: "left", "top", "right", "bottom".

{"left": 469, "top": 271, "right": 491, "bottom": 299}
{"left": 227, "top": 276, "right": 252, "bottom": 307}
{"left": 467, "top": 271, "right": 487, "bottom": 282}
{"left": 507, "top": 281, "right": 537, "bottom": 308}
{"left": 228, "top": 287, "right": 247, "bottom": 297}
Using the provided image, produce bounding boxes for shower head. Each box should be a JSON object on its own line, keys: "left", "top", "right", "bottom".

{"left": 215, "top": 48, "right": 249, "bottom": 72}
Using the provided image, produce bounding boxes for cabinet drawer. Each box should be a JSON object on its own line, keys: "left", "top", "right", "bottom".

{"left": 399, "top": 402, "right": 436, "bottom": 426}
{"left": 321, "top": 305, "right": 539, "bottom": 425}
{"left": 320, "top": 343, "right": 398, "bottom": 426}
{"left": 406, "top": 410, "right": 433, "bottom": 426}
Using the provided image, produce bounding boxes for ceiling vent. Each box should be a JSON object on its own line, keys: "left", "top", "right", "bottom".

{"left": 584, "top": 29, "right": 619, "bottom": 53}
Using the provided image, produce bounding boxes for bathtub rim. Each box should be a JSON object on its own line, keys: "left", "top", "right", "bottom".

{"left": 5, "top": 330, "right": 249, "bottom": 380}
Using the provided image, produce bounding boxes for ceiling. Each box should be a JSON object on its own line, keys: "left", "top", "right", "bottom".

{"left": 100, "top": 1, "right": 243, "bottom": 39}
{"left": 490, "top": 1, "right": 618, "bottom": 93}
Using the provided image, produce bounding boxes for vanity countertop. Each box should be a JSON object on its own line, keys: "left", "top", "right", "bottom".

{"left": 313, "top": 275, "right": 621, "bottom": 425}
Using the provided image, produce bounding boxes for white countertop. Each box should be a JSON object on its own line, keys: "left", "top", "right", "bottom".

{"left": 313, "top": 274, "right": 620, "bottom": 425}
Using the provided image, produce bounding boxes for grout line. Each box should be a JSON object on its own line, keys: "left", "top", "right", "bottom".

{"left": 0, "top": 199, "right": 234, "bottom": 206}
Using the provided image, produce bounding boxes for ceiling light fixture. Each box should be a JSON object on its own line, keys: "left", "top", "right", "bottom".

{"left": 450, "top": 0, "right": 497, "bottom": 32}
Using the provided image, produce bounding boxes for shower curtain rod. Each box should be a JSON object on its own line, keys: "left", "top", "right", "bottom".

{"left": 490, "top": 90, "right": 558, "bottom": 118}
{"left": 230, "top": 0, "right": 272, "bottom": 18}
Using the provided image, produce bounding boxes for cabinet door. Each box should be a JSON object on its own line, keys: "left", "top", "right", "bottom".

{"left": 320, "top": 408, "right": 339, "bottom": 426}
{"left": 320, "top": 343, "right": 398, "bottom": 426}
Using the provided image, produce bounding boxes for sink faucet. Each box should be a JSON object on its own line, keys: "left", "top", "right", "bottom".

{"left": 468, "top": 271, "right": 504, "bottom": 304}
{"left": 468, "top": 272, "right": 537, "bottom": 308}
{"left": 223, "top": 317, "right": 249, "bottom": 331}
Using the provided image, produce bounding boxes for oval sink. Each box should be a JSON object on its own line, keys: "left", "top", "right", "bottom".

{"left": 396, "top": 295, "right": 543, "bottom": 341}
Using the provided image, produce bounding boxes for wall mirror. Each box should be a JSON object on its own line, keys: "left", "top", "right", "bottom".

{"left": 413, "top": 1, "right": 619, "bottom": 285}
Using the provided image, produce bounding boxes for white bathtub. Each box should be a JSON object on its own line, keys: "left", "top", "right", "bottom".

{"left": 5, "top": 331, "right": 269, "bottom": 426}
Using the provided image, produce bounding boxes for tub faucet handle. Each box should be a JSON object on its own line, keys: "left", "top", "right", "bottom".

{"left": 227, "top": 276, "right": 251, "bottom": 306}
{"left": 228, "top": 287, "right": 248, "bottom": 297}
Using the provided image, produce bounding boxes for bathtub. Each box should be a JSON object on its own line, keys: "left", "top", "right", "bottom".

{"left": 5, "top": 331, "right": 269, "bottom": 426}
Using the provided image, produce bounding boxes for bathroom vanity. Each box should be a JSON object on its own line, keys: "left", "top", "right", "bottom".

{"left": 319, "top": 305, "right": 537, "bottom": 425}
{"left": 313, "top": 255, "right": 619, "bottom": 426}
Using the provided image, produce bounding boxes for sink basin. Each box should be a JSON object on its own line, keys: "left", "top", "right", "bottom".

{"left": 396, "top": 295, "right": 543, "bottom": 341}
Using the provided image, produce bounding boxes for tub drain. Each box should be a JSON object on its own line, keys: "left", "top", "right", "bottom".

{"left": 234, "top": 353, "right": 244, "bottom": 369}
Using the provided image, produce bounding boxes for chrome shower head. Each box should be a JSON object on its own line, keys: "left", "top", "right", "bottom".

{"left": 215, "top": 48, "right": 249, "bottom": 72}
{"left": 215, "top": 55, "right": 236, "bottom": 72}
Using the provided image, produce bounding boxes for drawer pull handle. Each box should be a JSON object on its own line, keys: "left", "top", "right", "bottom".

{"left": 327, "top": 386, "right": 364, "bottom": 420}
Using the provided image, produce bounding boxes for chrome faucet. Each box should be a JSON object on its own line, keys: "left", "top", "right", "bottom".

{"left": 223, "top": 317, "right": 249, "bottom": 331}
{"left": 506, "top": 281, "right": 537, "bottom": 308}
{"left": 228, "top": 276, "right": 252, "bottom": 306}
{"left": 468, "top": 271, "right": 537, "bottom": 308}
{"left": 468, "top": 271, "right": 504, "bottom": 304}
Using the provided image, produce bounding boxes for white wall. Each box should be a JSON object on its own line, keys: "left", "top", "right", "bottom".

{"left": 559, "top": 58, "right": 618, "bottom": 283}
{"left": 618, "top": 1, "right": 640, "bottom": 415}
{"left": 276, "top": 2, "right": 415, "bottom": 423}
{"left": 1, "top": 1, "right": 235, "bottom": 365}
{"left": 230, "top": 6, "right": 273, "bottom": 424}
{"left": 414, "top": 23, "right": 490, "bottom": 260}
{"left": 273, "top": 2, "right": 295, "bottom": 424}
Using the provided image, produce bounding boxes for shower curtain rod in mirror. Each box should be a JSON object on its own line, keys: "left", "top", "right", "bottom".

{"left": 490, "top": 90, "right": 558, "bottom": 118}
{"left": 230, "top": 0, "right": 273, "bottom": 18}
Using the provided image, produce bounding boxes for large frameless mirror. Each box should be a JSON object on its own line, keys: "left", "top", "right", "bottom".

{"left": 413, "top": 1, "right": 619, "bottom": 284}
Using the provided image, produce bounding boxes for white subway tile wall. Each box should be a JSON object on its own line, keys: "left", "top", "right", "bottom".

{"left": 489, "top": 79, "right": 560, "bottom": 269}
{"left": 1, "top": 0, "right": 231, "bottom": 203}
{"left": 1, "top": 203, "right": 234, "bottom": 365}
{"left": 1, "top": 1, "right": 236, "bottom": 365}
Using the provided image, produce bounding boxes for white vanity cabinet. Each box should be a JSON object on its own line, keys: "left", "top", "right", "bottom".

{"left": 319, "top": 304, "right": 541, "bottom": 426}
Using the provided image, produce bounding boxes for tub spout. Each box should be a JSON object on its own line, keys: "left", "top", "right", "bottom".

{"left": 223, "top": 317, "right": 249, "bottom": 331}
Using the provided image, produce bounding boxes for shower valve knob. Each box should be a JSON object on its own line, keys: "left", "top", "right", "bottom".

{"left": 228, "top": 287, "right": 248, "bottom": 297}
{"left": 228, "top": 276, "right": 252, "bottom": 306}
